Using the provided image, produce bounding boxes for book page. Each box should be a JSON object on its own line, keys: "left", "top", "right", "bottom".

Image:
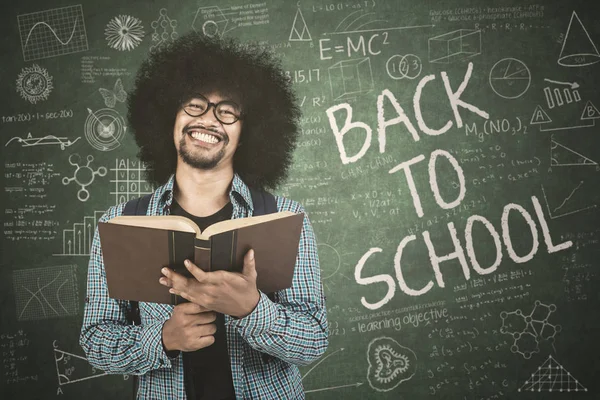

{"left": 202, "top": 211, "right": 298, "bottom": 237}
{"left": 108, "top": 215, "right": 201, "bottom": 236}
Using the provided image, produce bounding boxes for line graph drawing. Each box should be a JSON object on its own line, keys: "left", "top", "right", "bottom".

{"left": 289, "top": 7, "right": 312, "bottom": 41}
{"left": 5, "top": 132, "right": 80, "bottom": 150}
{"left": 16, "top": 64, "right": 53, "bottom": 104}
{"left": 54, "top": 345, "right": 107, "bottom": 386}
{"left": 303, "top": 347, "right": 364, "bottom": 393}
{"left": 519, "top": 355, "right": 587, "bottom": 392}
{"left": 550, "top": 138, "right": 598, "bottom": 167}
{"left": 13, "top": 265, "right": 79, "bottom": 321}
{"left": 18, "top": 5, "right": 89, "bottom": 61}
{"left": 324, "top": 9, "right": 433, "bottom": 35}
{"left": 489, "top": 58, "right": 531, "bottom": 99}
{"left": 541, "top": 184, "right": 597, "bottom": 219}
{"left": 558, "top": 11, "right": 600, "bottom": 67}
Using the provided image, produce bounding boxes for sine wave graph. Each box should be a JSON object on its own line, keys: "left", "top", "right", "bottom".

{"left": 18, "top": 5, "right": 89, "bottom": 61}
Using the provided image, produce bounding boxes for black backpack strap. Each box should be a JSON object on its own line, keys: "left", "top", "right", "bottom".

{"left": 248, "top": 187, "right": 277, "bottom": 216}
{"left": 121, "top": 194, "right": 152, "bottom": 327}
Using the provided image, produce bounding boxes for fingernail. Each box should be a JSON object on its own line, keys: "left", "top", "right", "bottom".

{"left": 184, "top": 260, "right": 190, "bottom": 266}
{"left": 249, "top": 249, "right": 254, "bottom": 261}
{"left": 161, "top": 267, "right": 168, "bottom": 274}
{"left": 169, "top": 289, "right": 175, "bottom": 294}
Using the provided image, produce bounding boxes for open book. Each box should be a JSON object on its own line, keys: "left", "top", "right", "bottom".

{"left": 98, "top": 212, "right": 304, "bottom": 304}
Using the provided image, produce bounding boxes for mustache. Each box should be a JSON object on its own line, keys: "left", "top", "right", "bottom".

{"left": 182, "top": 123, "right": 224, "bottom": 137}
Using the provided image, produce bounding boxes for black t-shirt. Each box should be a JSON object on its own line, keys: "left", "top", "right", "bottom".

{"left": 170, "top": 199, "right": 236, "bottom": 400}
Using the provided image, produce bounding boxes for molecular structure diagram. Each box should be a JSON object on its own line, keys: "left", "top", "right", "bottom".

{"left": 62, "top": 154, "right": 107, "bottom": 202}
{"left": 500, "top": 300, "right": 562, "bottom": 359}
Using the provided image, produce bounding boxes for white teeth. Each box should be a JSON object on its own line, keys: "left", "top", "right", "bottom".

{"left": 190, "top": 131, "right": 219, "bottom": 144}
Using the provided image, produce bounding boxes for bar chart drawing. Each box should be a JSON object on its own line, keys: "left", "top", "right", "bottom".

{"left": 54, "top": 211, "right": 105, "bottom": 256}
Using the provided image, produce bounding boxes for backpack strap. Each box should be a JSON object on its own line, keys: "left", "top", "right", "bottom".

{"left": 121, "top": 194, "right": 152, "bottom": 327}
{"left": 248, "top": 187, "right": 277, "bottom": 216}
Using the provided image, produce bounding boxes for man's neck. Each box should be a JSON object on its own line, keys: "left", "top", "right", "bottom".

{"left": 173, "top": 164, "right": 234, "bottom": 217}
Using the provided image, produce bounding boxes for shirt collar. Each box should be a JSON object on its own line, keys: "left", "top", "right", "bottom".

{"left": 156, "top": 173, "right": 254, "bottom": 212}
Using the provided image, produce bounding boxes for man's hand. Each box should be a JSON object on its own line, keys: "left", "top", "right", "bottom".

{"left": 159, "top": 249, "right": 260, "bottom": 318}
{"left": 162, "top": 302, "right": 217, "bottom": 352}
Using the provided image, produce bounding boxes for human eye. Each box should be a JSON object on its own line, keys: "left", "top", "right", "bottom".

{"left": 217, "top": 102, "right": 240, "bottom": 116}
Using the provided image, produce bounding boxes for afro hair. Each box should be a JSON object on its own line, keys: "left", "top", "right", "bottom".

{"left": 127, "top": 32, "right": 300, "bottom": 190}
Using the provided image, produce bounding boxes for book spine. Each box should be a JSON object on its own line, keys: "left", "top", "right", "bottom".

{"left": 194, "top": 238, "right": 211, "bottom": 272}
{"left": 169, "top": 231, "right": 195, "bottom": 304}
{"left": 210, "top": 231, "right": 236, "bottom": 272}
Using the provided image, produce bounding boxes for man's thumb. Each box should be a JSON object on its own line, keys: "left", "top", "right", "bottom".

{"left": 243, "top": 249, "right": 256, "bottom": 276}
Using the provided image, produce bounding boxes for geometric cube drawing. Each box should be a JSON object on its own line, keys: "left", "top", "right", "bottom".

{"left": 328, "top": 57, "right": 374, "bottom": 101}
{"left": 429, "top": 29, "right": 481, "bottom": 63}
{"left": 13, "top": 265, "right": 79, "bottom": 321}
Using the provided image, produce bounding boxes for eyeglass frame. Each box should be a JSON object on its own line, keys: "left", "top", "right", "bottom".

{"left": 180, "top": 94, "right": 244, "bottom": 125}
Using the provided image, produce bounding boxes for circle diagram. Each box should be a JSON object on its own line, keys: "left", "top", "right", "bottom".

{"left": 489, "top": 58, "right": 531, "bottom": 99}
{"left": 84, "top": 108, "right": 126, "bottom": 151}
{"left": 386, "top": 54, "right": 422, "bottom": 80}
{"left": 16, "top": 64, "right": 53, "bottom": 104}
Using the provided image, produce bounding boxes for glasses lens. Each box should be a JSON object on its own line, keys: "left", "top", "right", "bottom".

{"left": 184, "top": 97, "right": 209, "bottom": 116}
{"left": 215, "top": 101, "right": 241, "bottom": 124}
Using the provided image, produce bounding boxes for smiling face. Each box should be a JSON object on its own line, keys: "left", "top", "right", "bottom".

{"left": 173, "top": 91, "right": 242, "bottom": 171}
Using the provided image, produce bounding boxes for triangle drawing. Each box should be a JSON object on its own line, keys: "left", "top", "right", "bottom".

{"left": 54, "top": 348, "right": 107, "bottom": 385}
{"left": 558, "top": 11, "right": 600, "bottom": 67}
{"left": 531, "top": 105, "right": 552, "bottom": 125}
{"left": 550, "top": 140, "right": 598, "bottom": 166}
{"left": 519, "top": 355, "right": 587, "bottom": 392}
{"left": 580, "top": 101, "right": 600, "bottom": 120}
{"left": 289, "top": 8, "right": 312, "bottom": 41}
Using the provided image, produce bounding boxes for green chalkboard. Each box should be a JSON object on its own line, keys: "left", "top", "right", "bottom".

{"left": 1, "top": 0, "right": 599, "bottom": 399}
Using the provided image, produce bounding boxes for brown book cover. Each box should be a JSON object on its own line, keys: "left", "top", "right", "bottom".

{"left": 98, "top": 212, "right": 304, "bottom": 304}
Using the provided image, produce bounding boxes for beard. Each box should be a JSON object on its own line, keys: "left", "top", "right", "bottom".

{"left": 178, "top": 126, "right": 229, "bottom": 170}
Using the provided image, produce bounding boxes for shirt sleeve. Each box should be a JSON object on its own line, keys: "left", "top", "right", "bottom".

{"left": 228, "top": 204, "right": 329, "bottom": 366}
{"left": 79, "top": 208, "right": 174, "bottom": 375}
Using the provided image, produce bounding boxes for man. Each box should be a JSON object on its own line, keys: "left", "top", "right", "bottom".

{"left": 80, "top": 32, "right": 328, "bottom": 399}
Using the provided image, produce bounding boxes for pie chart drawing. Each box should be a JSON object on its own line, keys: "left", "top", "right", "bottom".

{"left": 489, "top": 58, "right": 531, "bottom": 99}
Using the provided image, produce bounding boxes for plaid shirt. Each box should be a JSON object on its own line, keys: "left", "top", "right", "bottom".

{"left": 80, "top": 174, "right": 328, "bottom": 399}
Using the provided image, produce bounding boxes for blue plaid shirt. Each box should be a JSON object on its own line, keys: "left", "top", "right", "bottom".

{"left": 80, "top": 174, "right": 328, "bottom": 399}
